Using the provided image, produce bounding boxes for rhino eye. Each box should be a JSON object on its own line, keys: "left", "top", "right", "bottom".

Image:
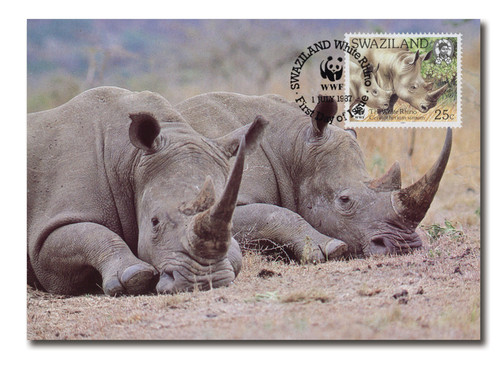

{"left": 339, "top": 195, "right": 350, "bottom": 203}
{"left": 151, "top": 217, "right": 160, "bottom": 227}
{"left": 336, "top": 194, "right": 355, "bottom": 215}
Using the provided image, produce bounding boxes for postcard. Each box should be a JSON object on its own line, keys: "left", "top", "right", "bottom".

{"left": 27, "top": 19, "right": 480, "bottom": 340}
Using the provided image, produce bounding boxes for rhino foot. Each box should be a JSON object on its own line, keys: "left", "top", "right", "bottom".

{"left": 321, "top": 239, "right": 348, "bottom": 261}
{"left": 103, "top": 277, "right": 125, "bottom": 296}
{"left": 121, "top": 263, "right": 159, "bottom": 295}
{"left": 103, "top": 263, "right": 159, "bottom": 296}
{"left": 299, "top": 238, "right": 348, "bottom": 264}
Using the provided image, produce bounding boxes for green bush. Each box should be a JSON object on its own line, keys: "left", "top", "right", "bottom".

{"left": 410, "top": 37, "right": 458, "bottom": 101}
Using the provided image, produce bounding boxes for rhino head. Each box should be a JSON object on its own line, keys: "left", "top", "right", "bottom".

{"left": 296, "top": 100, "right": 451, "bottom": 256}
{"left": 365, "top": 64, "right": 393, "bottom": 110}
{"left": 129, "top": 113, "right": 267, "bottom": 293}
{"left": 392, "top": 50, "right": 448, "bottom": 113}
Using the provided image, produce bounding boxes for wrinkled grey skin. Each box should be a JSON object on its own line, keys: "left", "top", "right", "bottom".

{"left": 176, "top": 92, "right": 452, "bottom": 259}
{"left": 363, "top": 48, "right": 448, "bottom": 113}
{"left": 28, "top": 87, "right": 266, "bottom": 295}
{"left": 349, "top": 61, "right": 393, "bottom": 110}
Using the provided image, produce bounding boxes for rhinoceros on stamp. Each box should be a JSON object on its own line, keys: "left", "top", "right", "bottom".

{"left": 363, "top": 48, "right": 448, "bottom": 114}
{"left": 27, "top": 86, "right": 267, "bottom": 296}
{"left": 349, "top": 61, "right": 393, "bottom": 111}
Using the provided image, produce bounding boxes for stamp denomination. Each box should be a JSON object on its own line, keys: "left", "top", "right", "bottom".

{"left": 344, "top": 33, "right": 462, "bottom": 128}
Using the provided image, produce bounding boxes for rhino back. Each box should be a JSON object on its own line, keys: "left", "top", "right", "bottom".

{"left": 27, "top": 87, "right": 182, "bottom": 259}
{"left": 176, "top": 92, "right": 297, "bottom": 135}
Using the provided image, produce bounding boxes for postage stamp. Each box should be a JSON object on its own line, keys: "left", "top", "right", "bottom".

{"left": 344, "top": 33, "right": 462, "bottom": 128}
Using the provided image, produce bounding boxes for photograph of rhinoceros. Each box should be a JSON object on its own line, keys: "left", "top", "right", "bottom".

{"left": 27, "top": 19, "right": 480, "bottom": 340}
{"left": 28, "top": 88, "right": 450, "bottom": 295}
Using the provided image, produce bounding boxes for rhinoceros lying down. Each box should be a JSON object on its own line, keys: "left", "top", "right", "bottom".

{"left": 177, "top": 92, "right": 452, "bottom": 259}
{"left": 27, "top": 87, "right": 267, "bottom": 295}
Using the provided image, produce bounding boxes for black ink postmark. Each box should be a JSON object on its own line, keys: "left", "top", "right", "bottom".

{"left": 289, "top": 39, "right": 375, "bottom": 124}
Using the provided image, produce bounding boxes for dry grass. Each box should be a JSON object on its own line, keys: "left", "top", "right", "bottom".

{"left": 27, "top": 225, "right": 480, "bottom": 340}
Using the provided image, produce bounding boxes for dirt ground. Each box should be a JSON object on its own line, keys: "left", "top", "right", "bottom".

{"left": 27, "top": 225, "right": 480, "bottom": 341}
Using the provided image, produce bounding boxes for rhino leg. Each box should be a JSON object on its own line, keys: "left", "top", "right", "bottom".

{"left": 232, "top": 204, "right": 347, "bottom": 263}
{"left": 32, "top": 223, "right": 158, "bottom": 296}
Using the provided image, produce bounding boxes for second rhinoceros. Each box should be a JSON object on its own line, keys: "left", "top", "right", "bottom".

{"left": 28, "top": 87, "right": 267, "bottom": 295}
{"left": 363, "top": 48, "right": 448, "bottom": 114}
{"left": 177, "top": 92, "right": 452, "bottom": 259}
{"left": 349, "top": 61, "right": 392, "bottom": 110}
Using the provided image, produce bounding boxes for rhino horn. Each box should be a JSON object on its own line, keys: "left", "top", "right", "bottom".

{"left": 392, "top": 128, "right": 452, "bottom": 224}
{"left": 190, "top": 136, "right": 247, "bottom": 258}
{"left": 180, "top": 176, "right": 216, "bottom": 215}
{"left": 428, "top": 84, "right": 448, "bottom": 101}
{"left": 368, "top": 161, "right": 401, "bottom": 191}
{"left": 210, "top": 135, "right": 246, "bottom": 225}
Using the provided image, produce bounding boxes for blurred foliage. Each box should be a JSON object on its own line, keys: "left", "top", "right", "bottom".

{"left": 27, "top": 20, "right": 305, "bottom": 112}
{"left": 28, "top": 20, "right": 477, "bottom": 113}
{"left": 369, "top": 152, "right": 386, "bottom": 175}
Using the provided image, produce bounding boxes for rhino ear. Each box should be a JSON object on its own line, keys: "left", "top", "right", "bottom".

{"left": 422, "top": 51, "right": 432, "bottom": 61}
{"left": 214, "top": 116, "right": 268, "bottom": 157}
{"left": 129, "top": 113, "right": 162, "bottom": 152}
{"left": 409, "top": 50, "right": 420, "bottom": 65}
{"left": 311, "top": 95, "right": 337, "bottom": 138}
{"left": 345, "top": 128, "right": 357, "bottom": 139}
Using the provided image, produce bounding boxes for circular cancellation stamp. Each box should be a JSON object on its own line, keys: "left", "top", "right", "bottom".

{"left": 289, "top": 39, "right": 354, "bottom": 125}
{"left": 289, "top": 34, "right": 462, "bottom": 128}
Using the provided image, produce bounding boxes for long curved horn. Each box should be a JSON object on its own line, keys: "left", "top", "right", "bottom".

{"left": 392, "top": 128, "right": 452, "bottom": 223}
{"left": 210, "top": 136, "right": 246, "bottom": 223}
{"left": 368, "top": 161, "right": 401, "bottom": 191}
{"left": 428, "top": 84, "right": 448, "bottom": 101}
{"left": 190, "top": 136, "right": 247, "bottom": 259}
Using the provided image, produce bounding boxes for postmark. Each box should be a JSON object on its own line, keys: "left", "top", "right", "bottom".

{"left": 289, "top": 39, "right": 355, "bottom": 124}
{"left": 344, "top": 33, "right": 462, "bottom": 128}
